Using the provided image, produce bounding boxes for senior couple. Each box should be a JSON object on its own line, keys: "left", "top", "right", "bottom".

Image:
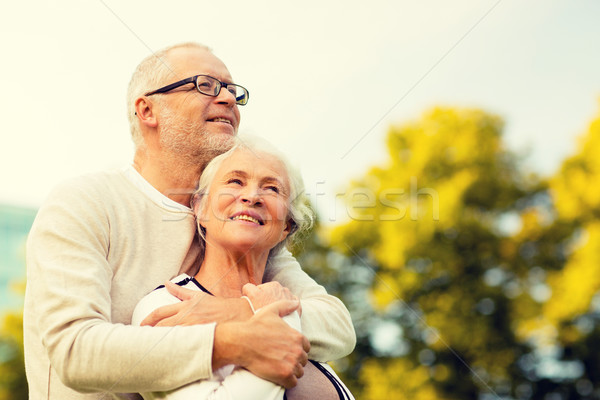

{"left": 24, "top": 42, "right": 355, "bottom": 400}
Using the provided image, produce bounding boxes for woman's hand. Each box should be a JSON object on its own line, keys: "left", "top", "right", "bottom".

{"left": 243, "top": 282, "right": 302, "bottom": 316}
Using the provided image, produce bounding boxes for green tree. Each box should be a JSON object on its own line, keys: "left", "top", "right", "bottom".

{"left": 545, "top": 105, "right": 600, "bottom": 325}
{"left": 523, "top": 104, "right": 600, "bottom": 398}
{"left": 317, "top": 107, "right": 554, "bottom": 399}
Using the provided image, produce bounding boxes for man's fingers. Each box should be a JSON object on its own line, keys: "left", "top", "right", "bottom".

{"left": 295, "top": 362, "right": 305, "bottom": 379}
{"left": 279, "top": 362, "right": 304, "bottom": 389}
{"left": 283, "top": 360, "right": 305, "bottom": 388}
{"left": 154, "top": 315, "right": 184, "bottom": 327}
{"left": 282, "top": 375, "right": 298, "bottom": 390}
{"left": 165, "top": 280, "right": 197, "bottom": 301}
{"left": 277, "top": 299, "right": 300, "bottom": 318}
{"left": 140, "top": 302, "right": 179, "bottom": 326}
{"left": 258, "top": 299, "right": 299, "bottom": 318}
{"left": 295, "top": 296, "right": 302, "bottom": 317}
{"left": 301, "top": 336, "right": 310, "bottom": 361}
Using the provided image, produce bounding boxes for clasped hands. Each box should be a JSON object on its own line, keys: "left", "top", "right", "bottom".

{"left": 140, "top": 281, "right": 309, "bottom": 389}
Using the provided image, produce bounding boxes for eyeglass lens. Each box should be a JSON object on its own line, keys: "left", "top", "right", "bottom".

{"left": 196, "top": 76, "right": 247, "bottom": 105}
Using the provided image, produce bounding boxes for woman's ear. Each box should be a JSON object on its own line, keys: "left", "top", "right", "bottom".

{"left": 279, "top": 218, "right": 295, "bottom": 242}
{"left": 135, "top": 97, "right": 158, "bottom": 129}
{"left": 193, "top": 194, "right": 208, "bottom": 229}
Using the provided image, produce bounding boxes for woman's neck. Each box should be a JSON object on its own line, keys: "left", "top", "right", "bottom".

{"left": 194, "top": 243, "right": 270, "bottom": 298}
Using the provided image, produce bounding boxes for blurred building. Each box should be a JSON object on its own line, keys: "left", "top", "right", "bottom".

{"left": 0, "top": 204, "right": 37, "bottom": 311}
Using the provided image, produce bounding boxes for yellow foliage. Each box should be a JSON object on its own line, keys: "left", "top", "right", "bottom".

{"left": 330, "top": 106, "right": 543, "bottom": 396}
{"left": 371, "top": 272, "right": 407, "bottom": 310}
{"left": 333, "top": 107, "right": 505, "bottom": 276}
{"left": 514, "top": 209, "right": 545, "bottom": 241}
{"left": 360, "top": 358, "right": 447, "bottom": 400}
{"left": 544, "top": 222, "right": 600, "bottom": 324}
{"left": 498, "top": 239, "right": 518, "bottom": 260}
{"left": 515, "top": 317, "right": 558, "bottom": 349}
{"left": 550, "top": 109, "right": 600, "bottom": 220}
{"left": 560, "top": 325, "right": 583, "bottom": 345}
{"left": 0, "top": 309, "right": 27, "bottom": 400}
{"left": 0, "top": 313, "right": 23, "bottom": 344}
{"left": 433, "top": 169, "right": 478, "bottom": 228}
{"left": 431, "top": 364, "right": 450, "bottom": 382}
{"left": 374, "top": 222, "right": 411, "bottom": 269}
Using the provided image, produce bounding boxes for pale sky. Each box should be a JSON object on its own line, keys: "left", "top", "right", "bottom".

{"left": 1, "top": 0, "right": 599, "bottom": 223}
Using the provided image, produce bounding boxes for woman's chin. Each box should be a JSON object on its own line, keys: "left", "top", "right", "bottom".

{"left": 232, "top": 238, "right": 283, "bottom": 256}
{"left": 227, "top": 239, "right": 270, "bottom": 255}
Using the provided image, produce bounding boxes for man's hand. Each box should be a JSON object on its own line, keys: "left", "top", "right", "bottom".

{"left": 140, "top": 281, "right": 253, "bottom": 326}
{"left": 213, "top": 299, "right": 310, "bottom": 389}
{"left": 242, "top": 282, "right": 302, "bottom": 315}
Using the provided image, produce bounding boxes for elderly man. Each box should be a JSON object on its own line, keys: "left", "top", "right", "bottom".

{"left": 23, "top": 42, "right": 355, "bottom": 400}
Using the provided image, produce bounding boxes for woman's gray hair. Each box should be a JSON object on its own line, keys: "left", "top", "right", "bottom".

{"left": 126, "top": 42, "right": 211, "bottom": 149}
{"left": 192, "top": 135, "right": 314, "bottom": 261}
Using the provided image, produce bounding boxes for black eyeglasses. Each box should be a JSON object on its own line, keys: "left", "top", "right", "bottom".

{"left": 144, "top": 74, "right": 249, "bottom": 105}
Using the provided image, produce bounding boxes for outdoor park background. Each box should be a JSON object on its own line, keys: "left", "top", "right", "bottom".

{"left": 2, "top": 1, "right": 600, "bottom": 399}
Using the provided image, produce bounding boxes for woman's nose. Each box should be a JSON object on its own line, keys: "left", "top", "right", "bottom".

{"left": 241, "top": 188, "right": 261, "bottom": 205}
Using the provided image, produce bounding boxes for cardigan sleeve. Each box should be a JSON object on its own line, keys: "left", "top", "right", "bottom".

{"left": 265, "top": 249, "right": 356, "bottom": 362}
{"left": 25, "top": 177, "right": 215, "bottom": 394}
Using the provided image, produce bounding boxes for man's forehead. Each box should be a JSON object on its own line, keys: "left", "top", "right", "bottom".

{"left": 166, "top": 47, "right": 232, "bottom": 81}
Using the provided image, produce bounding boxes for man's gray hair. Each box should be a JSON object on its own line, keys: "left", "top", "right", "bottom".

{"left": 126, "top": 42, "right": 211, "bottom": 149}
{"left": 192, "top": 135, "right": 315, "bottom": 262}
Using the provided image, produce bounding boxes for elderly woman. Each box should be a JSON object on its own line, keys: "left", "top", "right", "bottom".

{"left": 132, "top": 137, "right": 354, "bottom": 400}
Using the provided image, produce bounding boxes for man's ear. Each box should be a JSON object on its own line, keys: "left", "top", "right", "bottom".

{"left": 134, "top": 97, "right": 158, "bottom": 129}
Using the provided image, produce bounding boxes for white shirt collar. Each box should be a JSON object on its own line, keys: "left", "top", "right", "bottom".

{"left": 121, "top": 165, "right": 192, "bottom": 213}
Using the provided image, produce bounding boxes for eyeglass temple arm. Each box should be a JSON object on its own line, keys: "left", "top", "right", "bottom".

{"left": 144, "top": 76, "right": 197, "bottom": 96}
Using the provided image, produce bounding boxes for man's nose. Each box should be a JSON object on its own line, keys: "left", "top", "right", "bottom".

{"left": 215, "top": 87, "right": 236, "bottom": 106}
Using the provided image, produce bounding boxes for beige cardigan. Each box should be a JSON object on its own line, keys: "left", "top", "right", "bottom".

{"left": 24, "top": 167, "right": 355, "bottom": 400}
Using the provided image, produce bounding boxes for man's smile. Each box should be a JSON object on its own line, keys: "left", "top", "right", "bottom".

{"left": 208, "top": 117, "right": 233, "bottom": 125}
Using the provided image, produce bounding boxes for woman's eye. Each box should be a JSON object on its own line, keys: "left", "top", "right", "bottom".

{"left": 227, "top": 179, "right": 242, "bottom": 185}
{"left": 265, "top": 185, "right": 280, "bottom": 193}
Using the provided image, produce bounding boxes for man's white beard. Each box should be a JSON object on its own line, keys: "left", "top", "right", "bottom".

{"left": 159, "top": 107, "right": 235, "bottom": 165}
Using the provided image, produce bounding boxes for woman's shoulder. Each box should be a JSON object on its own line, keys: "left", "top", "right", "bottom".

{"left": 131, "top": 274, "right": 197, "bottom": 325}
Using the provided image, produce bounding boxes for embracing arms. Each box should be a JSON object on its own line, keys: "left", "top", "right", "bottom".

{"left": 142, "top": 249, "right": 356, "bottom": 364}
{"left": 24, "top": 176, "right": 308, "bottom": 395}
{"left": 25, "top": 174, "right": 353, "bottom": 396}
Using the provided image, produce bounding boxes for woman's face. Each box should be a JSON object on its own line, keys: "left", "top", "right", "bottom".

{"left": 196, "top": 148, "right": 292, "bottom": 254}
